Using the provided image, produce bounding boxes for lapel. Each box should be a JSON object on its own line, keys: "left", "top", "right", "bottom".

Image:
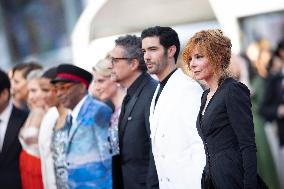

{"left": 198, "top": 80, "right": 226, "bottom": 137}
{"left": 67, "top": 96, "right": 91, "bottom": 142}
{"left": 196, "top": 90, "right": 208, "bottom": 140}
{"left": 154, "top": 69, "right": 182, "bottom": 112}
{"left": 2, "top": 106, "right": 26, "bottom": 154}
{"left": 119, "top": 75, "right": 149, "bottom": 139}
{"left": 151, "top": 69, "right": 181, "bottom": 143}
{"left": 149, "top": 84, "right": 159, "bottom": 139}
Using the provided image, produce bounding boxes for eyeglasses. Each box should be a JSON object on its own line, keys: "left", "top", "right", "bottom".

{"left": 111, "top": 57, "right": 133, "bottom": 65}
{"left": 54, "top": 82, "right": 78, "bottom": 91}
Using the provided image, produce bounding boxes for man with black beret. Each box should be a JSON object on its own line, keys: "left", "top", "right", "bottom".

{"left": 51, "top": 64, "right": 113, "bottom": 189}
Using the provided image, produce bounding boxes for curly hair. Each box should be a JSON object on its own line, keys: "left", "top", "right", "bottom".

{"left": 182, "top": 29, "right": 232, "bottom": 76}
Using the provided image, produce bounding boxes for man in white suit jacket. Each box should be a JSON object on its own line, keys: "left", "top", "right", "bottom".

{"left": 141, "top": 26, "right": 206, "bottom": 189}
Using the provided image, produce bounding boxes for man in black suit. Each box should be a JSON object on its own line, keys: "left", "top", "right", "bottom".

{"left": 260, "top": 39, "right": 284, "bottom": 148}
{"left": 109, "top": 35, "right": 159, "bottom": 189}
{"left": 0, "top": 69, "right": 28, "bottom": 189}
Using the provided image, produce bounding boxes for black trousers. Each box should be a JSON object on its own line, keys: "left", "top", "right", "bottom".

{"left": 112, "top": 155, "right": 124, "bottom": 189}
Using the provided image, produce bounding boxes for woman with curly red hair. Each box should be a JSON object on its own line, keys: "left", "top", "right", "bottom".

{"left": 183, "top": 29, "right": 266, "bottom": 189}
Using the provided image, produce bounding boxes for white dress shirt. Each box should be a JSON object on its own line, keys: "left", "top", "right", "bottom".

{"left": 71, "top": 95, "right": 87, "bottom": 123}
{"left": 66, "top": 95, "right": 87, "bottom": 140}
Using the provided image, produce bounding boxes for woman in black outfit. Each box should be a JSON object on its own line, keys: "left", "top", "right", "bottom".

{"left": 182, "top": 29, "right": 265, "bottom": 189}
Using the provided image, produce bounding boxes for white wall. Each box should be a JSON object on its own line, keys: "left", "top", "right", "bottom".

{"left": 209, "top": 0, "right": 284, "bottom": 53}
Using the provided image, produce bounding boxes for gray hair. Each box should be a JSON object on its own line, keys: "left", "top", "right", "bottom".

{"left": 115, "top": 35, "right": 146, "bottom": 72}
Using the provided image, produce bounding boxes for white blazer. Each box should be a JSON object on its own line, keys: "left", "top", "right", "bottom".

{"left": 38, "top": 107, "right": 58, "bottom": 189}
{"left": 149, "top": 69, "right": 206, "bottom": 189}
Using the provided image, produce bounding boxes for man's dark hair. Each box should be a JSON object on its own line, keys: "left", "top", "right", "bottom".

{"left": 276, "top": 38, "right": 284, "bottom": 58}
{"left": 12, "top": 61, "right": 42, "bottom": 79}
{"left": 115, "top": 35, "right": 147, "bottom": 72}
{"left": 141, "top": 26, "right": 180, "bottom": 62}
{"left": 0, "top": 69, "right": 11, "bottom": 96}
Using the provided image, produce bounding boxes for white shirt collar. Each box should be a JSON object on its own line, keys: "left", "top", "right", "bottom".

{"left": 70, "top": 95, "right": 88, "bottom": 123}
{"left": 0, "top": 99, "right": 13, "bottom": 123}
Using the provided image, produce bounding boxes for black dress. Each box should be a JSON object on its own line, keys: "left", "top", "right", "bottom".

{"left": 197, "top": 77, "right": 257, "bottom": 189}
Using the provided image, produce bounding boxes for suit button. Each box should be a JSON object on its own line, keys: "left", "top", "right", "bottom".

{"left": 162, "top": 134, "right": 165, "bottom": 138}
{"left": 166, "top": 177, "right": 170, "bottom": 182}
{"left": 160, "top": 178, "right": 163, "bottom": 182}
{"left": 161, "top": 154, "right": 165, "bottom": 159}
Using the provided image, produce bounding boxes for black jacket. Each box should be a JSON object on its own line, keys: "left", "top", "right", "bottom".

{"left": 118, "top": 73, "right": 159, "bottom": 189}
{"left": 0, "top": 105, "right": 28, "bottom": 189}
{"left": 260, "top": 73, "right": 284, "bottom": 146}
{"left": 197, "top": 78, "right": 257, "bottom": 189}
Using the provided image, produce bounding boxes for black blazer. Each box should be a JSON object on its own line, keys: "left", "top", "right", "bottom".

{"left": 0, "top": 105, "right": 28, "bottom": 189}
{"left": 118, "top": 73, "right": 159, "bottom": 189}
{"left": 259, "top": 73, "right": 284, "bottom": 146}
{"left": 197, "top": 78, "right": 257, "bottom": 189}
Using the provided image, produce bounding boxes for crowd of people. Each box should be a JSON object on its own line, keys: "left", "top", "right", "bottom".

{"left": 1, "top": 25, "right": 284, "bottom": 189}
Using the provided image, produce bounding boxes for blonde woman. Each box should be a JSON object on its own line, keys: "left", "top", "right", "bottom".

{"left": 19, "top": 69, "right": 45, "bottom": 189}
{"left": 92, "top": 58, "right": 126, "bottom": 189}
{"left": 183, "top": 29, "right": 266, "bottom": 189}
